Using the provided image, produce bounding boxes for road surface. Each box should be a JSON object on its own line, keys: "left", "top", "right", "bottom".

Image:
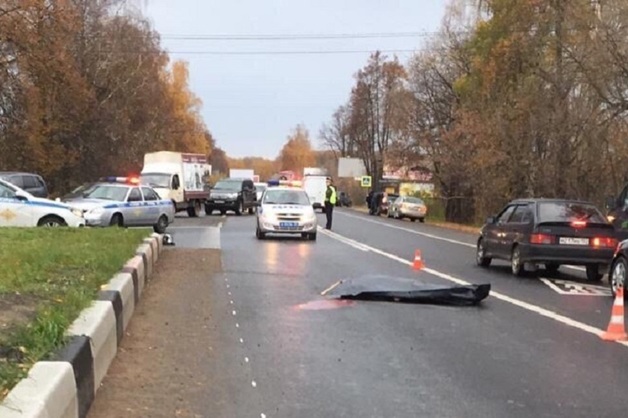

{"left": 88, "top": 209, "right": 628, "bottom": 418}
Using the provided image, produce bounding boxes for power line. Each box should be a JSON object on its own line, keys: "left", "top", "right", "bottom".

{"left": 109, "top": 49, "right": 418, "bottom": 55}
{"left": 159, "top": 31, "right": 441, "bottom": 41}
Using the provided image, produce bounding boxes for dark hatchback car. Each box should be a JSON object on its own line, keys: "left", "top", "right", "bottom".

{"left": 0, "top": 171, "right": 48, "bottom": 198}
{"left": 476, "top": 199, "right": 617, "bottom": 281}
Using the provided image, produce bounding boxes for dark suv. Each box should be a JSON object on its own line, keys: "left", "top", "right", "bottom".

{"left": 0, "top": 172, "right": 48, "bottom": 198}
{"left": 206, "top": 178, "right": 257, "bottom": 215}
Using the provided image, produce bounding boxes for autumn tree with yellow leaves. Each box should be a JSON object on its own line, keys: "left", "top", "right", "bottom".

{"left": 0, "top": 0, "right": 213, "bottom": 192}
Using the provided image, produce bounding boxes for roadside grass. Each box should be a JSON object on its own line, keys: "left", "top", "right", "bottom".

{"left": 0, "top": 227, "right": 151, "bottom": 398}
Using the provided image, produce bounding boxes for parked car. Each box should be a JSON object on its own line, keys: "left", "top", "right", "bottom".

{"left": 0, "top": 178, "right": 85, "bottom": 227}
{"left": 61, "top": 177, "right": 175, "bottom": 233}
{"left": 206, "top": 178, "right": 257, "bottom": 215}
{"left": 388, "top": 196, "right": 427, "bottom": 222}
{"left": 0, "top": 172, "right": 48, "bottom": 198}
{"left": 476, "top": 198, "right": 616, "bottom": 281}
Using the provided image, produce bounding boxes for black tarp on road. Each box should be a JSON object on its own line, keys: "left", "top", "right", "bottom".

{"left": 322, "top": 275, "right": 491, "bottom": 306}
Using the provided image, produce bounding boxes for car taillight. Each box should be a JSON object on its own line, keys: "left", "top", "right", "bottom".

{"left": 571, "top": 220, "right": 587, "bottom": 228}
{"left": 530, "top": 233, "right": 555, "bottom": 244}
{"left": 592, "top": 237, "right": 617, "bottom": 248}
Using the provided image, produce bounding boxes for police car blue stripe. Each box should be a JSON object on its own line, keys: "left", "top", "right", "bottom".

{"left": 0, "top": 198, "right": 72, "bottom": 210}
{"left": 102, "top": 201, "right": 173, "bottom": 209}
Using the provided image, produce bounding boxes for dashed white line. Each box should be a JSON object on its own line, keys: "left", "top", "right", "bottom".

{"left": 230, "top": 300, "right": 234, "bottom": 304}
{"left": 232, "top": 310, "right": 237, "bottom": 316}
{"left": 245, "top": 357, "right": 249, "bottom": 363}
{"left": 239, "top": 338, "right": 244, "bottom": 343}
{"left": 228, "top": 291, "right": 231, "bottom": 296}
{"left": 319, "top": 228, "right": 628, "bottom": 348}
{"left": 236, "top": 323, "right": 240, "bottom": 328}
{"left": 251, "top": 380, "right": 257, "bottom": 387}
{"left": 227, "top": 284, "right": 230, "bottom": 288}
{"left": 261, "top": 414, "right": 267, "bottom": 418}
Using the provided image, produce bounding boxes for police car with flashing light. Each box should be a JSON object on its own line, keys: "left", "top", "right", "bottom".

{"left": 255, "top": 180, "right": 318, "bottom": 241}
{"left": 0, "top": 178, "right": 85, "bottom": 227}
{"left": 62, "top": 177, "right": 175, "bottom": 233}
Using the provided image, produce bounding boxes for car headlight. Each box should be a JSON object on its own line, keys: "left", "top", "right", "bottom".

{"left": 262, "top": 211, "right": 277, "bottom": 221}
{"left": 89, "top": 207, "right": 105, "bottom": 216}
{"left": 228, "top": 193, "right": 238, "bottom": 199}
{"left": 303, "top": 211, "right": 316, "bottom": 221}
{"left": 71, "top": 208, "right": 83, "bottom": 218}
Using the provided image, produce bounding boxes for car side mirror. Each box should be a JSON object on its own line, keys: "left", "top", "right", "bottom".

{"left": 485, "top": 216, "right": 495, "bottom": 224}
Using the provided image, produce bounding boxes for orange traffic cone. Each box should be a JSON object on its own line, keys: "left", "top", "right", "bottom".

{"left": 601, "top": 287, "right": 628, "bottom": 341}
{"left": 412, "top": 250, "right": 425, "bottom": 271}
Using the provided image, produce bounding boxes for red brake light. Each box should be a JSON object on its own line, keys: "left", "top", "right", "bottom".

{"left": 592, "top": 237, "right": 617, "bottom": 248}
{"left": 571, "top": 220, "right": 587, "bottom": 228}
{"left": 530, "top": 233, "right": 555, "bottom": 244}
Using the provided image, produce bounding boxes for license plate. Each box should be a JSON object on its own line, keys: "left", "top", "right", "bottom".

{"left": 279, "top": 222, "right": 298, "bottom": 228}
{"left": 214, "top": 200, "right": 224, "bottom": 204}
{"left": 559, "top": 237, "right": 589, "bottom": 245}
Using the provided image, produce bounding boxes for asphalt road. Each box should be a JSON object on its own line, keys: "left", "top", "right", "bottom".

{"left": 89, "top": 209, "right": 628, "bottom": 417}
{"left": 209, "top": 209, "right": 628, "bottom": 417}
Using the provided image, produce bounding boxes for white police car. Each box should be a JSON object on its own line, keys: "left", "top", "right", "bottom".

{"left": 0, "top": 178, "right": 85, "bottom": 227}
{"left": 255, "top": 182, "right": 317, "bottom": 241}
{"left": 62, "top": 177, "right": 175, "bottom": 233}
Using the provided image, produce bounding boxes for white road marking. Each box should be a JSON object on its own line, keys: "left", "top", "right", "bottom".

{"left": 245, "top": 357, "right": 249, "bottom": 363}
{"left": 227, "top": 284, "right": 230, "bottom": 288}
{"left": 232, "top": 310, "right": 237, "bottom": 316}
{"left": 230, "top": 300, "right": 234, "bottom": 304}
{"left": 228, "top": 291, "right": 231, "bottom": 296}
{"left": 337, "top": 211, "right": 587, "bottom": 273}
{"left": 261, "top": 414, "right": 267, "bottom": 418}
{"left": 239, "top": 338, "right": 244, "bottom": 343}
{"left": 252, "top": 380, "right": 257, "bottom": 387}
{"left": 236, "top": 323, "right": 239, "bottom": 328}
{"left": 319, "top": 228, "right": 628, "bottom": 348}
{"left": 540, "top": 278, "right": 612, "bottom": 296}
{"left": 321, "top": 280, "right": 341, "bottom": 296}
{"left": 217, "top": 222, "right": 223, "bottom": 228}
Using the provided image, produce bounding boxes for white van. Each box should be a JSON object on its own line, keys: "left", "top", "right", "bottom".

{"left": 302, "top": 175, "right": 328, "bottom": 212}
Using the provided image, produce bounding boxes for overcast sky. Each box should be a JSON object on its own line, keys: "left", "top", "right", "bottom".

{"left": 144, "top": 0, "right": 448, "bottom": 159}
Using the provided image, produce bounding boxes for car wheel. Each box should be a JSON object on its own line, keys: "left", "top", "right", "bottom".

{"left": 419, "top": 217, "right": 425, "bottom": 223}
{"left": 205, "top": 205, "right": 213, "bottom": 215}
{"left": 387, "top": 211, "right": 392, "bottom": 218}
{"left": 109, "top": 213, "right": 124, "bottom": 227}
{"left": 476, "top": 238, "right": 492, "bottom": 267}
{"left": 308, "top": 233, "right": 317, "bottom": 241}
{"left": 248, "top": 207, "right": 254, "bottom": 215}
{"left": 37, "top": 215, "right": 66, "bottom": 227}
{"left": 187, "top": 201, "right": 201, "bottom": 217}
{"left": 256, "top": 226, "right": 265, "bottom": 240}
{"left": 610, "top": 257, "right": 627, "bottom": 297}
{"left": 511, "top": 245, "right": 525, "bottom": 276}
{"left": 545, "top": 263, "right": 560, "bottom": 275}
{"left": 410, "top": 218, "right": 416, "bottom": 222}
{"left": 153, "top": 215, "right": 168, "bottom": 234}
{"left": 586, "top": 264, "right": 603, "bottom": 282}
{"left": 235, "top": 201, "right": 243, "bottom": 216}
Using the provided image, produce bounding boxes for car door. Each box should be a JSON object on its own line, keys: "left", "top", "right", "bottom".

{"left": 242, "top": 180, "right": 254, "bottom": 206}
{"left": 141, "top": 187, "right": 161, "bottom": 224}
{"left": 0, "top": 182, "right": 32, "bottom": 226}
{"left": 485, "top": 204, "right": 516, "bottom": 257}
{"left": 503, "top": 204, "right": 534, "bottom": 249}
{"left": 125, "top": 187, "right": 144, "bottom": 225}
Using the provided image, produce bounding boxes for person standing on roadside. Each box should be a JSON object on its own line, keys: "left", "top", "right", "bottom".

{"left": 324, "top": 177, "right": 337, "bottom": 230}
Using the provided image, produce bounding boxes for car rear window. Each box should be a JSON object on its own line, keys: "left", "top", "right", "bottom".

{"left": 537, "top": 202, "right": 608, "bottom": 224}
{"left": 405, "top": 197, "right": 424, "bottom": 205}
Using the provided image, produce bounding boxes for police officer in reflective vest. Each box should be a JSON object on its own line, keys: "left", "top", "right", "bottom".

{"left": 324, "top": 177, "right": 337, "bottom": 230}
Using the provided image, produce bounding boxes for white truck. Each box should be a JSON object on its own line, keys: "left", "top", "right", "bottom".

{"left": 229, "top": 168, "right": 255, "bottom": 180}
{"left": 302, "top": 175, "right": 328, "bottom": 212}
{"left": 140, "top": 151, "right": 211, "bottom": 217}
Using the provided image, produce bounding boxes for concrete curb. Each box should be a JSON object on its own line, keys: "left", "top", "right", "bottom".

{"left": 0, "top": 233, "right": 164, "bottom": 418}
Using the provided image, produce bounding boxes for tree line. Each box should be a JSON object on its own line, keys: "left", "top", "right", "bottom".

{"left": 0, "top": 0, "right": 214, "bottom": 193}
{"left": 320, "top": 0, "right": 628, "bottom": 223}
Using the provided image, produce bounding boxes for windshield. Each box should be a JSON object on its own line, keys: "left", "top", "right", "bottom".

{"left": 62, "top": 183, "right": 98, "bottom": 200}
{"left": 213, "top": 180, "right": 241, "bottom": 191}
{"left": 140, "top": 173, "right": 171, "bottom": 188}
{"left": 82, "top": 185, "right": 129, "bottom": 201}
{"left": 263, "top": 189, "right": 310, "bottom": 205}
{"left": 538, "top": 202, "right": 608, "bottom": 224}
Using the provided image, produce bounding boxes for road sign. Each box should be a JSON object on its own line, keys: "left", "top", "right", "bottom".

{"left": 360, "top": 176, "right": 372, "bottom": 188}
